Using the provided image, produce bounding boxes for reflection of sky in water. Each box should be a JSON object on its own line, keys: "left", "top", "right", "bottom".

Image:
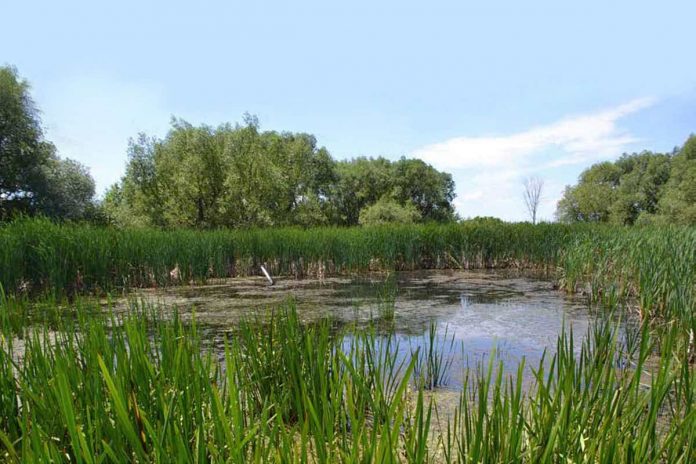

{"left": 132, "top": 269, "right": 600, "bottom": 389}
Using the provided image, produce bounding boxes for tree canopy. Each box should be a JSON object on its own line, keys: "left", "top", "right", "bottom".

{"left": 0, "top": 65, "right": 97, "bottom": 221}
{"left": 658, "top": 136, "right": 696, "bottom": 225}
{"left": 556, "top": 136, "right": 696, "bottom": 225}
{"left": 104, "top": 119, "right": 456, "bottom": 228}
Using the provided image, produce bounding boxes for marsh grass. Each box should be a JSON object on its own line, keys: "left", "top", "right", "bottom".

{"left": 0, "top": 218, "right": 578, "bottom": 298}
{"left": 0, "top": 218, "right": 694, "bottom": 461}
{"left": 0, "top": 295, "right": 693, "bottom": 463}
{"left": 412, "top": 322, "right": 456, "bottom": 390}
{"left": 2, "top": 218, "right": 694, "bottom": 327}
{"left": 376, "top": 273, "right": 397, "bottom": 323}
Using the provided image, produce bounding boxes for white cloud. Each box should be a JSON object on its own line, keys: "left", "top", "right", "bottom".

{"left": 460, "top": 190, "right": 484, "bottom": 201}
{"left": 412, "top": 98, "right": 655, "bottom": 220}
{"left": 414, "top": 97, "right": 654, "bottom": 171}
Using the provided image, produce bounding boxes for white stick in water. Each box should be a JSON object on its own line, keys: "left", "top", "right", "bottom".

{"left": 260, "top": 264, "right": 274, "bottom": 285}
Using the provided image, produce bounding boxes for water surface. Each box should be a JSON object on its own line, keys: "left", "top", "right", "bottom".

{"left": 135, "top": 270, "right": 593, "bottom": 389}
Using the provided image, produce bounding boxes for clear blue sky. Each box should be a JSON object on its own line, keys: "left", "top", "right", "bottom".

{"left": 3, "top": 1, "right": 695, "bottom": 220}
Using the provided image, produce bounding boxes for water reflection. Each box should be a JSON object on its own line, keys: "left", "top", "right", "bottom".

{"left": 133, "top": 269, "right": 595, "bottom": 388}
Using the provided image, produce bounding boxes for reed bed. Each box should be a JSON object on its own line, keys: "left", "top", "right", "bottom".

{"left": 0, "top": 296, "right": 693, "bottom": 463}
{"left": 560, "top": 227, "right": 696, "bottom": 324}
{"left": 3, "top": 218, "right": 695, "bottom": 324}
{"left": 0, "top": 218, "right": 578, "bottom": 297}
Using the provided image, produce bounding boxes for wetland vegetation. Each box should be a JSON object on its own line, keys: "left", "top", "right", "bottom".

{"left": 0, "top": 220, "right": 694, "bottom": 462}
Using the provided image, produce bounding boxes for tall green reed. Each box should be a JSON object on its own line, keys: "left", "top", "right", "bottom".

{"left": 0, "top": 295, "right": 693, "bottom": 463}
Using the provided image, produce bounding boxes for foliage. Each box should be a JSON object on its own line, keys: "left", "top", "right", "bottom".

{"left": 2, "top": 65, "right": 453, "bottom": 227}
{"left": 556, "top": 145, "right": 682, "bottom": 225}
{"left": 105, "top": 117, "right": 338, "bottom": 228}
{"left": 358, "top": 196, "right": 420, "bottom": 225}
{"left": 610, "top": 151, "right": 672, "bottom": 224}
{"left": 0, "top": 296, "right": 693, "bottom": 462}
{"left": 0, "top": 65, "right": 52, "bottom": 219}
{"left": 0, "top": 65, "right": 97, "bottom": 221}
{"left": 390, "top": 157, "right": 455, "bottom": 222}
{"left": 39, "top": 157, "right": 97, "bottom": 220}
{"left": 332, "top": 156, "right": 455, "bottom": 226}
{"left": 0, "top": 219, "right": 581, "bottom": 297}
{"left": 658, "top": 135, "right": 696, "bottom": 224}
{"left": 105, "top": 131, "right": 457, "bottom": 229}
{"left": 332, "top": 157, "right": 393, "bottom": 225}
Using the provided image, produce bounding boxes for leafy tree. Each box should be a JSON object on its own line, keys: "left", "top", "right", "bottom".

{"left": 117, "top": 133, "right": 166, "bottom": 227}
{"left": 556, "top": 162, "right": 621, "bottom": 223}
{"left": 557, "top": 136, "right": 696, "bottom": 226}
{"left": 39, "top": 157, "right": 96, "bottom": 220}
{"left": 108, "top": 117, "right": 341, "bottom": 228}
{"left": 391, "top": 157, "right": 455, "bottom": 222}
{"left": 105, "top": 110, "right": 458, "bottom": 229}
{"left": 158, "top": 120, "right": 228, "bottom": 227}
{"left": 102, "top": 183, "right": 132, "bottom": 227}
{"left": 332, "top": 157, "right": 394, "bottom": 225}
{"left": 332, "top": 157, "right": 455, "bottom": 226}
{"left": 358, "top": 196, "right": 420, "bottom": 225}
{"left": 556, "top": 152, "right": 673, "bottom": 225}
{"left": 0, "top": 66, "right": 52, "bottom": 218}
{"left": 609, "top": 152, "right": 671, "bottom": 225}
{"left": 0, "top": 65, "right": 97, "bottom": 221}
{"left": 658, "top": 135, "right": 696, "bottom": 224}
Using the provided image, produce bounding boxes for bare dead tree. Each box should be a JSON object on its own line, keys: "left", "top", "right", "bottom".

{"left": 523, "top": 176, "right": 544, "bottom": 224}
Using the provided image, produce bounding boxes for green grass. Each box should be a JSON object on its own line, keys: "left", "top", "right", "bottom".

{"left": 2, "top": 218, "right": 695, "bottom": 325}
{"left": 0, "top": 297, "right": 693, "bottom": 463}
{"left": 0, "top": 218, "right": 694, "bottom": 461}
{"left": 0, "top": 218, "right": 579, "bottom": 297}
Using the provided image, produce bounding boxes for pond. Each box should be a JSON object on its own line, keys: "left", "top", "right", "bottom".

{"left": 134, "top": 269, "right": 595, "bottom": 390}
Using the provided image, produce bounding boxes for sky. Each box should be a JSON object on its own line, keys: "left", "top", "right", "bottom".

{"left": 2, "top": 1, "right": 695, "bottom": 221}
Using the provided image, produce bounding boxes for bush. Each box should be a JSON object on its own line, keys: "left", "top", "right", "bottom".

{"left": 358, "top": 197, "right": 420, "bottom": 225}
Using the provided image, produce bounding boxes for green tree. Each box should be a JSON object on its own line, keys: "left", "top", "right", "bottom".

{"left": 39, "top": 157, "right": 96, "bottom": 220}
{"left": 0, "top": 66, "right": 52, "bottom": 219}
{"left": 117, "top": 133, "right": 166, "bottom": 227}
{"left": 556, "top": 162, "right": 621, "bottom": 223}
{"left": 658, "top": 135, "right": 696, "bottom": 224}
{"left": 332, "top": 157, "right": 456, "bottom": 225}
{"left": 108, "top": 117, "right": 339, "bottom": 228}
{"left": 392, "top": 157, "right": 455, "bottom": 222}
{"left": 158, "top": 120, "right": 228, "bottom": 227}
{"left": 332, "top": 157, "right": 394, "bottom": 225}
{"left": 609, "top": 152, "right": 671, "bottom": 225}
{"left": 556, "top": 138, "right": 696, "bottom": 226}
{"left": 0, "top": 65, "right": 97, "bottom": 221}
{"left": 106, "top": 116, "right": 457, "bottom": 229}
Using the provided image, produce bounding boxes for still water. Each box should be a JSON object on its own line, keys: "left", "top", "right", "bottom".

{"left": 136, "top": 269, "right": 594, "bottom": 389}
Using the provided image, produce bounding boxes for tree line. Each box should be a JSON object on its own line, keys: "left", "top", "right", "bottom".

{"left": 1, "top": 65, "right": 455, "bottom": 228}
{"left": 103, "top": 115, "right": 456, "bottom": 228}
{"left": 556, "top": 135, "right": 696, "bottom": 225}
{"left": 3, "top": 64, "right": 696, "bottom": 228}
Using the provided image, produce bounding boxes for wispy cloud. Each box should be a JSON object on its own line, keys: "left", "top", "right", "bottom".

{"left": 412, "top": 98, "right": 655, "bottom": 220}
{"left": 414, "top": 97, "right": 654, "bottom": 170}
